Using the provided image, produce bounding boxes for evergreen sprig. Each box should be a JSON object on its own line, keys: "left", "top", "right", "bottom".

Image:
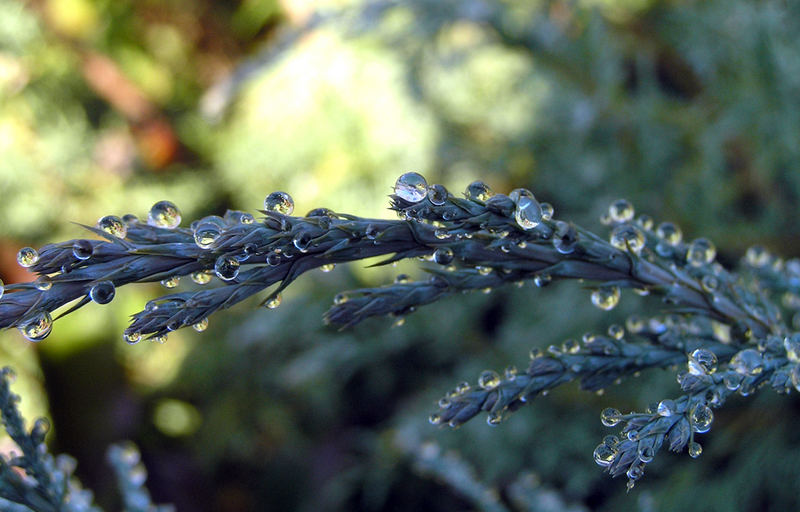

{"left": 1, "top": 172, "right": 798, "bottom": 489}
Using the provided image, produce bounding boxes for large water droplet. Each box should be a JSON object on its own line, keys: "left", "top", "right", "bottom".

{"left": 214, "top": 256, "right": 240, "bottom": 281}
{"left": 690, "top": 404, "right": 713, "bottom": 433}
{"left": 656, "top": 222, "right": 682, "bottom": 245}
{"left": 148, "top": 201, "right": 181, "bottom": 229}
{"left": 124, "top": 331, "right": 142, "bottom": 345}
{"left": 591, "top": 286, "right": 620, "bottom": 311}
{"left": 657, "top": 399, "right": 676, "bottom": 417}
{"left": 593, "top": 443, "right": 616, "bottom": 467}
{"left": 465, "top": 181, "right": 493, "bottom": 202}
{"left": 89, "top": 281, "right": 116, "bottom": 304}
{"left": 688, "top": 348, "right": 717, "bottom": 375}
{"left": 509, "top": 188, "right": 542, "bottom": 230}
{"left": 35, "top": 276, "right": 52, "bottom": 291}
{"left": 192, "top": 318, "right": 209, "bottom": 332}
{"left": 97, "top": 215, "right": 127, "bottom": 238}
{"left": 18, "top": 310, "right": 52, "bottom": 342}
{"left": 193, "top": 221, "right": 223, "bottom": 249}
{"left": 610, "top": 224, "right": 645, "bottom": 255}
{"left": 72, "top": 240, "right": 94, "bottom": 260}
{"left": 394, "top": 172, "right": 428, "bottom": 203}
{"left": 0, "top": 279, "right": 4, "bottom": 300}
{"left": 600, "top": 407, "right": 621, "bottom": 427}
{"left": 686, "top": 238, "right": 716, "bottom": 267}
{"left": 730, "top": 349, "right": 763, "bottom": 376}
{"left": 264, "top": 191, "right": 294, "bottom": 214}
{"left": 608, "top": 199, "right": 634, "bottom": 223}
{"left": 17, "top": 247, "right": 39, "bottom": 268}
{"left": 478, "top": 370, "right": 500, "bottom": 390}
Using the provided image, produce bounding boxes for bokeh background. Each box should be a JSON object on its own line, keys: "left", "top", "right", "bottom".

{"left": 2, "top": 0, "right": 800, "bottom": 510}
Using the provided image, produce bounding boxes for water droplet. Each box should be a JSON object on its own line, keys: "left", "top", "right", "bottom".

{"left": 434, "top": 229, "right": 450, "bottom": 240}
{"left": 437, "top": 397, "right": 452, "bottom": 408}
{"left": 394, "top": 172, "right": 428, "bottom": 203}
{"left": 553, "top": 221, "right": 578, "bottom": 254}
{"left": 264, "top": 191, "right": 294, "bottom": 214}
{"left": 427, "top": 184, "right": 448, "bottom": 205}
{"left": 504, "top": 365, "right": 517, "bottom": 380}
{"left": 192, "top": 318, "right": 209, "bottom": 332}
{"left": 478, "top": 370, "right": 501, "bottom": 390}
{"left": 433, "top": 247, "right": 454, "bottom": 265}
{"left": 17, "top": 247, "right": 39, "bottom": 268}
{"left": 657, "top": 399, "right": 676, "bottom": 417}
{"left": 122, "top": 214, "right": 139, "bottom": 225}
{"left": 637, "top": 446, "right": 654, "bottom": 463}
{"left": 429, "top": 413, "right": 442, "bottom": 425}
{"left": 151, "top": 334, "right": 168, "bottom": 344}
{"left": 266, "top": 251, "right": 281, "bottom": 266}
{"left": 540, "top": 202, "right": 554, "bottom": 221}
{"left": 193, "top": 222, "right": 222, "bottom": 249}
{"left": 89, "top": 281, "right": 115, "bottom": 304}
{"left": 656, "top": 222, "right": 682, "bottom": 246}
{"left": 529, "top": 348, "right": 542, "bottom": 359}
{"left": 610, "top": 224, "right": 645, "bottom": 255}
{"left": 688, "top": 441, "right": 702, "bottom": 458}
{"left": 320, "top": 263, "right": 335, "bottom": 272}
{"left": 636, "top": 214, "right": 653, "bottom": 230}
{"left": 18, "top": 310, "right": 52, "bottom": 342}
{"left": 688, "top": 348, "right": 717, "bottom": 375}
{"left": 148, "top": 201, "right": 181, "bottom": 229}
{"left": 72, "top": 240, "right": 94, "bottom": 260}
{"left": 745, "top": 245, "right": 770, "bottom": 267}
{"left": 600, "top": 407, "right": 621, "bottom": 427}
{"left": 333, "top": 293, "right": 348, "bottom": 305}
{"left": 790, "top": 365, "right": 800, "bottom": 392}
{"left": 476, "top": 266, "right": 492, "bottom": 276}
{"left": 785, "top": 335, "right": 800, "bottom": 363}
{"left": 533, "top": 274, "right": 551, "bottom": 287}
{"left": 563, "top": 339, "right": 580, "bottom": 354}
{"left": 607, "top": 324, "right": 625, "bottom": 340}
{"left": 34, "top": 275, "right": 52, "bottom": 291}
{"left": 509, "top": 188, "right": 542, "bottom": 230}
{"left": 32, "top": 417, "right": 51, "bottom": 440}
{"left": 214, "top": 256, "right": 240, "bottom": 281}
{"left": 190, "top": 270, "right": 212, "bottom": 285}
{"left": 161, "top": 276, "right": 180, "bottom": 289}
{"left": 293, "top": 231, "right": 312, "bottom": 252}
{"left": 97, "top": 215, "right": 127, "bottom": 238}
{"left": 265, "top": 294, "right": 282, "bottom": 309}
{"left": 686, "top": 238, "right": 716, "bottom": 267}
{"left": 124, "top": 331, "right": 142, "bottom": 345}
{"left": 701, "top": 275, "right": 719, "bottom": 292}
{"left": 626, "top": 315, "right": 644, "bottom": 333}
{"left": 730, "top": 349, "right": 763, "bottom": 376}
{"left": 591, "top": 286, "right": 620, "bottom": 311}
{"left": 626, "top": 462, "right": 645, "bottom": 481}
{"left": 608, "top": 199, "right": 634, "bottom": 223}
{"left": 465, "top": 181, "right": 493, "bottom": 202}
{"left": 0, "top": 279, "right": 4, "bottom": 300}
{"left": 690, "top": 404, "right": 713, "bottom": 433}
{"left": 486, "top": 411, "right": 503, "bottom": 426}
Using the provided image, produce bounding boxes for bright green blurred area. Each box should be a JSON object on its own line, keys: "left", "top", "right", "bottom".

{"left": 2, "top": 0, "right": 800, "bottom": 510}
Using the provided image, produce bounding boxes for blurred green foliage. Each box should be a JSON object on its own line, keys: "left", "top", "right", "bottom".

{"left": 1, "top": 0, "right": 800, "bottom": 510}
